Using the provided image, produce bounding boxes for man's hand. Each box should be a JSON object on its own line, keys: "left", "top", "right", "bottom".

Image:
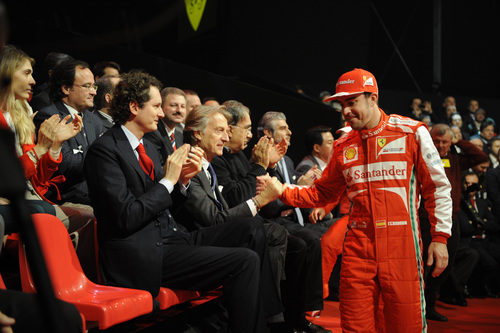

{"left": 164, "top": 144, "right": 190, "bottom": 184}
{"left": 309, "top": 207, "right": 326, "bottom": 224}
{"left": 269, "top": 138, "right": 287, "bottom": 168}
{"left": 0, "top": 311, "right": 15, "bottom": 333}
{"left": 256, "top": 174, "right": 272, "bottom": 195}
{"left": 179, "top": 146, "right": 203, "bottom": 186}
{"left": 427, "top": 241, "right": 449, "bottom": 277}
{"left": 52, "top": 114, "right": 83, "bottom": 150}
{"left": 254, "top": 177, "right": 286, "bottom": 208}
{"left": 251, "top": 136, "right": 270, "bottom": 169}
{"left": 297, "top": 165, "right": 322, "bottom": 186}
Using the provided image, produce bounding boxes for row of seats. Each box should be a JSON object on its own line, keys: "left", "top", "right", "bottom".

{"left": 11, "top": 213, "right": 212, "bottom": 330}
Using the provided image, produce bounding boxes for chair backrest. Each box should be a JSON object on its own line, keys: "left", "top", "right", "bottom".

{"left": 19, "top": 213, "right": 89, "bottom": 296}
{"left": 0, "top": 272, "right": 6, "bottom": 289}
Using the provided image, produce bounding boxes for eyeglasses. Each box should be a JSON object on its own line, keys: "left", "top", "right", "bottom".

{"left": 231, "top": 125, "right": 252, "bottom": 133}
{"left": 74, "top": 83, "right": 98, "bottom": 91}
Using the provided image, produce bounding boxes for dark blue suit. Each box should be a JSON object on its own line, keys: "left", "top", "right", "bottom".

{"left": 33, "top": 101, "right": 104, "bottom": 204}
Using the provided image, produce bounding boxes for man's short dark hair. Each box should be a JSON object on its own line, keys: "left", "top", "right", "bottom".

{"left": 94, "top": 77, "right": 115, "bottom": 110}
{"left": 43, "top": 52, "right": 73, "bottom": 73}
{"left": 110, "top": 71, "right": 162, "bottom": 125}
{"left": 304, "top": 125, "right": 332, "bottom": 153}
{"left": 92, "top": 60, "right": 121, "bottom": 78}
{"left": 222, "top": 100, "right": 249, "bottom": 126}
{"left": 49, "top": 59, "right": 90, "bottom": 102}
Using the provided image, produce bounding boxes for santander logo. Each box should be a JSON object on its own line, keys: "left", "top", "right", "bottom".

{"left": 343, "top": 161, "right": 407, "bottom": 185}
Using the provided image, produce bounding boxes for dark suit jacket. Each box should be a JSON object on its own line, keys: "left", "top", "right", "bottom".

{"left": 144, "top": 121, "right": 183, "bottom": 165}
{"left": 295, "top": 154, "right": 320, "bottom": 176}
{"left": 34, "top": 101, "right": 104, "bottom": 204}
{"left": 94, "top": 110, "right": 114, "bottom": 131}
{"left": 211, "top": 149, "right": 268, "bottom": 208}
{"left": 173, "top": 168, "right": 252, "bottom": 232}
{"left": 84, "top": 125, "right": 185, "bottom": 297}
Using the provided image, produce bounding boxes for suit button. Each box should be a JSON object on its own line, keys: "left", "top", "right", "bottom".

{"left": 156, "top": 241, "right": 161, "bottom": 247}
{"left": 172, "top": 227, "right": 177, "bottom": 231}
{"left": 155, "top": 222, "right": 160, "bottom": 227}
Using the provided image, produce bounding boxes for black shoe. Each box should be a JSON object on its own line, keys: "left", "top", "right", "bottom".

{"left": 439, "top": 295, "right": 467, "bottom": 307}
{"left": 426, "top": 308, "right": 448, "bottom": 322}
{"left": 268, "top": 321, "right": 295, "bottom": 333}
{"left": 295, "top": 320, "right": 332, "bottom": 333}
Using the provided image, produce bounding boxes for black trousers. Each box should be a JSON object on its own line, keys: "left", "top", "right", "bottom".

{"left": 161, "top": 218, "right": 282, "bottom": 333}
{"left": 0, "top": 289, "right": 82, "bottom": 333}
{"left": 271, "top": 217, "right": 323, "bottom": 325}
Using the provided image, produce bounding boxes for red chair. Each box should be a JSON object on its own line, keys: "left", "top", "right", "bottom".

{"left": 0, "top": 272, "right": 6, "bottom": 289}
{"left": 18, "top": 213, "right": 153, "bottom": 330}
{"left": 156, "top": 287, "right": 200, "bottom": 310}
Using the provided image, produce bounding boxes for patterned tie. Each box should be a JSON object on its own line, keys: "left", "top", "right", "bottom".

{"left": 136, "top": 143, "right": 155, "bottom": 180}
{"left": 208, "top": 163, "right": 224, "bottom": 211}
{"left": 170, "top": 133, "right": 176, "bottom": 151}
{"left": 280, "top": 158, "right": 304, "bottom": 226}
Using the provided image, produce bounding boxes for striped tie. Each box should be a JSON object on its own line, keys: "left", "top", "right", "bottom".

{"left": 170, "top": 133, "right": 176, "bottom": 151}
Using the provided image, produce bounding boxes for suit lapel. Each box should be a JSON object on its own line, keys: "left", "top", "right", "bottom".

{"left": 158, "top": 121, "right": 174, "bottom": 155}
{"left": 56, "top": 102, "right": 87, "bottom": 148}
{"left": 113, "top": 127, "right": 150, "bottom": 187}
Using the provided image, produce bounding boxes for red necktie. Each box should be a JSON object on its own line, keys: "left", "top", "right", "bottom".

{"left": 136, "top": 143, "right": 154, "bottom": 180}
{"left": 170, "top": 133, "right": 176, "bottom": 151}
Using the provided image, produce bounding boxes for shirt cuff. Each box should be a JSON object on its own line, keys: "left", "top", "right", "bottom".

{"left": 159, "top": 178, "right": 174, "bottom": 193}
{"left": 246, "top": 199, "right": 258, "bottom": 216}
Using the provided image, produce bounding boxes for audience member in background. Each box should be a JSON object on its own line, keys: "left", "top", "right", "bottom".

{"left": 211, "top": 103, "right": 329, "bottom": 333}
{"left": 184, "top": 89, "right": 201, "bottom": 121}
{"left": 487, "top": 137, "right": 500, "bottom": 169}
{"left": 203, "top": 96, "right": 220, "bottom": 106}
{"left": 450, "top": 112, "right": 469, "bottom": 140}
{"left": 470, "top": 136, "right": 484, "bottom": 151}
{"left": 422, "top": 114, "right": 432, "bottom": 129}
{"left": 444, "top": 105, "right": 457, "bottom": 124}
{"left": 92, "top": 60, "right": 120, "bottom": 80}
{"left": 33, "top": 59, "right": 103, "bottom": 206}
{"left": 173, "top": 104, "right": 296, "bottom": 332}
{"left": 144, "top": 87, "right": 185, "bottom": 165}
{"left": 93, "top": 76, "right": 120, "bottom": 131}
{"left": 450, "top": 125, "right": 463, "bottom": 142}
{"left": 408, "top": 97, "right": 424, "bottom": 120}
{"left": 30, "top": 51, "right": 73, "bottom": 112}
{"left": 467, "top": 108, "right": 495, "bottom": 138}
{"left": 459, "top": 170, "right": 500, "bottom": 297}
{"left": 486, "top": 147, "right": 500, "bottom": 219}
{"left": 422, "top": 123, "right": 489, "bottom": 321}
{"left": 84, "top": 70, "right": 276, "bottom": 333}
{"left": 470, "top": 121, "right": 496, "bottom": 154}
{"left": 461, "top": 99, "right": 480, "bottom": 133}
{"left": 0, "top": 45, "right": 82, "bottom": 232}
{"left": 296, "top": 125, "right": 334, "bottom": 176}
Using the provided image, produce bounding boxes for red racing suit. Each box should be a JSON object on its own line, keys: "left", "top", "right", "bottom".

{"left": 281, "top": 110, "right": 452, "bottom": 332}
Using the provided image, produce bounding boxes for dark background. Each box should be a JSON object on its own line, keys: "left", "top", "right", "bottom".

{"left": 2, "top": 0, "right": 499, "bottom": 162}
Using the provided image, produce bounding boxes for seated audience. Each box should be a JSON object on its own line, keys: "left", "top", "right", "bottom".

{"left": 93, "top": 76, "right": 121, "bottom": 131}
{"left": 84, "top": 70, "right": 282, "bottom": 333}
{"left": 184, "top": 89, "right": 201, "bottom": 120}
{"left": 144, "top": 87, "right": 185, "bottom": 165}
{"left": 92, "top": 60, "right": 120, "bottom": 80}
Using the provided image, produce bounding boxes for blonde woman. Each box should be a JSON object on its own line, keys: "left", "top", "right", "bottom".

{"left": 0, "top": 45, "right": 82, "bottom": 231}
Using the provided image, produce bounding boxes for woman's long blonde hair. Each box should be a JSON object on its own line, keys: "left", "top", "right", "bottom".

{"left": 0, "top": 45, "right": 36, "bottom": 145}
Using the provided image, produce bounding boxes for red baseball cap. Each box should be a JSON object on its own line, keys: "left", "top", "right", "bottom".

{"left": 323, "top": 68, "right": 378, "bottom": 102}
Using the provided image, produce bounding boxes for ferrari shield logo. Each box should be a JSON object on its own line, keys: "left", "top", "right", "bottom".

{"left": 377, "top": 138, "right": 387, "bottom": 148}
{"left": 185, "top": 0, "right": 207, "bottom": 31}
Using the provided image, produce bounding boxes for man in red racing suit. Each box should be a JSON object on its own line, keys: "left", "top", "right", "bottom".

{"left": 278, "top": 69, "right": 452, "bottom": 332}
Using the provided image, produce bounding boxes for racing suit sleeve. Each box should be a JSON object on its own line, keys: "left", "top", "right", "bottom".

{"left": 415, "top": 126, "right": 452, "bottom": 244}
{"left": 280, "top": 146, "right": 347, "bottom": 209}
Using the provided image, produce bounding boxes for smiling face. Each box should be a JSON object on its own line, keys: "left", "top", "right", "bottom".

{"left": 315, "top": 131, "right": 334, "bottom": 163}
{"left": 195, "top": 112, "right": 230, "bottom": 161}
{"left": 63, "top": 66, "right": 96, "bottom": 112}
{"left": 338, "top": 93, "right": 380, "bottom": 130}
{"left": 431, "top": 131, "right": 452, "bottom": 157}
{"left": 12, "top": 59, "right": 36, "bottom": 101}
{"left": 162, "top": 93, "right": 186, "bottom": 128}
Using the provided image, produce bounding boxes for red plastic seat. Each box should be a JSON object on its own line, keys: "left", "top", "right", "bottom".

{"left": 18, "top": 213, "right": 153, "bottom": 330}
{"left": 0, "top": 273, "right": 6, "bottom": 289}
{"left": 156, "top": 287, "right": 200, "bottom": 310}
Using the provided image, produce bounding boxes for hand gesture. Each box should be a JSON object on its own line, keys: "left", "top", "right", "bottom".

{"left": 36, "top": 114, "right": 60, "bottom": 151}
{"left": 269, "top": 138, "right": 287, "bottom": 168}
{"left": 256, "top": 174, "right": 272, "bottom": 195}
{"left": 0, "top": 310, "right": 15, "bottom": 333}
{"left": 52, "top": 114, "right": 83, "bottom": 150}
{"left": 180, "top": 146, "right": 204, "bottom": 185}
{"left": 251, "top": 136, "right": 270, "bottom": 169}
{"left": 297, "top": 165, "right": 321, "bottom": 186}
{"left": 309, "top": 207, "right": 326, "bottom": 224}
{"left": 164, "top": 144, "right": 190, "bottom": 184}
{"left": 254, "top": 177, "right": 286, "bottom": 208}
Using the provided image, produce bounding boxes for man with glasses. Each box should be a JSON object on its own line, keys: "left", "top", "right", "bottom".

{"left": 33, "top": 59, "right": 103, "bottom": 205}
